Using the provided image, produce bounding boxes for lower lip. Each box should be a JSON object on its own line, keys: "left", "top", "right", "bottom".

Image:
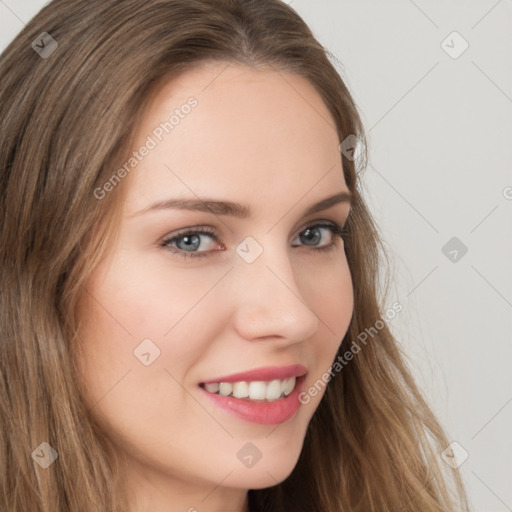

{"left": 198, "top": 376, "right": 306, "bottom": 425}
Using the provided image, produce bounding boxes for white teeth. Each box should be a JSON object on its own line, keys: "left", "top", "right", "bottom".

{"left": 202, "top": 377, "right": 297, "bottom": 401}
{"left": 204, "top": 382, "right": 220, "bottom": 393}
{"left": 283, "top": 377, "right": 295, "bottom": 396}
{"left": 248, "top": 381, "right": 266, "bottom": 400}
{"left": 232, "top": 381, "right": 249, "bottom": 398}
{"left": 218, "top": 382, "right": 232, "bottom": 396}
{"left": 266, "top": 379, "right": 282, "bottom": 400}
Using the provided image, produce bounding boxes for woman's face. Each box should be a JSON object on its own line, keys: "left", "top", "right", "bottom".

{"left": 76, "top": 61, "right": 353, "bottom": 510}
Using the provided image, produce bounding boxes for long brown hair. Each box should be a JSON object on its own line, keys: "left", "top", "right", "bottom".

{"left": 0, "top": 1, "right": 469, "bottom": 510}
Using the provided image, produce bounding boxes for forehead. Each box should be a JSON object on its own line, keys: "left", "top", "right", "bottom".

{"left": 123, "top": 61, "right": 345, "bottom": 212}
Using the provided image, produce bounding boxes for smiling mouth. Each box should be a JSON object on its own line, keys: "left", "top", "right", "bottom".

{"left": 199, "top": 376, "right": 301, "bottom": 402}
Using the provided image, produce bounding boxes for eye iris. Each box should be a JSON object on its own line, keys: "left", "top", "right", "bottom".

{"left": 177, "top": 234, "right": 201, "bottom": 251}
{"left": 300, "top": 227, "right": 321, "bottom": 246}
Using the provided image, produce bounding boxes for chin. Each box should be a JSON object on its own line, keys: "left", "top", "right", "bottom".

{"left": 226, "top": 448, "right": 301, "bottom": 490}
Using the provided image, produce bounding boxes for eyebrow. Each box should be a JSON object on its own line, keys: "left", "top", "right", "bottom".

{"left": 130, "top": 190, "right": 351, "bottom": 219}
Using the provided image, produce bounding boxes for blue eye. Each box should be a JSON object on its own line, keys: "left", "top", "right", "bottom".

{"left": 160, "top": 223, "right": 348, "bottom": 259}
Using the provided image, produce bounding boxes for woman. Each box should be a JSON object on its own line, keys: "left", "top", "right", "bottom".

{"left": 0, "top": 0, "right": 469, "bottom": 510}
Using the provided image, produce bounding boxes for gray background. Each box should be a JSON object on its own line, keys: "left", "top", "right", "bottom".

{"left": 1, "top": 1, "right": 511, "bottom": 510}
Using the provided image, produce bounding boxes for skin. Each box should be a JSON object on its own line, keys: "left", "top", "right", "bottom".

{"left": 75, "top": 61, "right": 354, "bottom": 512}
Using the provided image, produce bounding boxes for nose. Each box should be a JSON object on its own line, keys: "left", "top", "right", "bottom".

{"left": 230, "top": 243, "right": 320, "bottom": 346}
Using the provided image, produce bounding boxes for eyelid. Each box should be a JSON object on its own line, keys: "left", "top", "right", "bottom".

{"left": 159, "top": 219, "right": 345, "bottom": 244}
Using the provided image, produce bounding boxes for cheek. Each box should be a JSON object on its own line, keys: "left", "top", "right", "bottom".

{"left": 300, "top": 256, "right": 353, "bottom": 406}
{"left": 73, "top": 256, "right": 227, "bottom": 409}
{"left": 112, "top": 256, "right": 229, "bottom": 338}
{"left": 73, "top": 272, "right": 210, "bottom": 470}
{"left": 303, "top": 252, "right": 353, "bottom": 344}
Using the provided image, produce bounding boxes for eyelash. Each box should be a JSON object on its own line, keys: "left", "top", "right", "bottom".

{"left": 160, "top": 222, "right": 348, "bottom": 260}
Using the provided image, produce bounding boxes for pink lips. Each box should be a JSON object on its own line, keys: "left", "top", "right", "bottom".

{"left": 200, "top": 364, "right": 308, "bottom": 384}
{"left": 198, "top": 364, "right": 308, "bottom": 425}
{"left": 199, "top": 375, "right": 306, "bottom": 425}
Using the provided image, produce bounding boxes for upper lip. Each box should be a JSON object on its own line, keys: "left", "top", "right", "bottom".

{"left": 200, "top": 364, "right": 308, "bottom": 384}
